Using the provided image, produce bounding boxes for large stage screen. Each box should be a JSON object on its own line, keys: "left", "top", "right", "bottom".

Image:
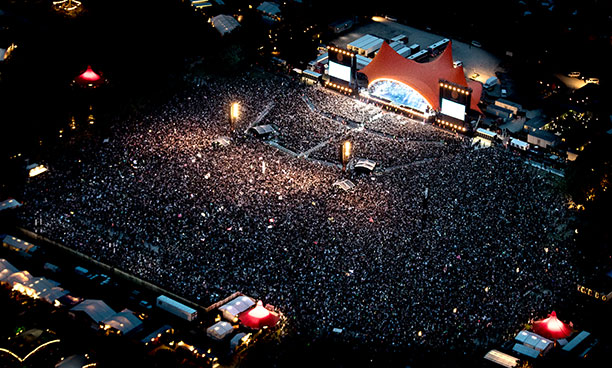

{"left": 329, "top": 61, "right": 351, "bottom": 83}
{"left": 441, "top": 98, "right": 466, "bottom": 121}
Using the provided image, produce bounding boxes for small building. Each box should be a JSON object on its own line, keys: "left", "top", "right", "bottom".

{"left": 486, "top": 104, "right": 514, "bottom": 120}
{"left": 248, "top": 124, "right": 277, "bottom": 138}
{"left": 219, "top": 295, "right": 255, "bottom": 322}
{"left": 2, "top": 235, "right": 38, "bottom": 256}
{"left": 206, "top": 321, "right": 233, "bottom": 341}
{"left": 494, "top": 99, "right": 522, "bottom": 115}
{"left": 354, "top": 158, "right": 377, "bottom": 173}
{"left": 509, "top": 138, "right": 529, "bottom": 151}
{"left": 71, "top": 299, "right": 117, "bottom": 329}
{"left": 141, "top": 325, "right": 173, "bottom": 345}
{"left": 483, "top": 349, "right": 519, "bottom": 368}
{"left": 333, "top": 179, "right": 356, "bottom": 192}
{"left": 26, "top": 164, "right": 48, "bottom": 177}
{"left": 512, "top": 343, "right": 540, "bottom": 359}
{"left": 523, "top": 116, "right": 548, "bottom": 132}
{"left": 5, "top": 268, "right": 69, "bottom": 304}
{"left": 302, "top": 69, "right": 322, "bottom": 85}
{"left": 230, "top": 332, "right": 249, "bottom": 351}
{"left": 515, "top": 330, "right": 554, "bottom": 354}
{"left": 0, "top": 258, "right": 19, "bottom": 282}
{"left": 0, "top": 199, "right": 22, "bottom": 211}
{"left": 328, "top": 19, "right": 353, "bottom": 34}
{"left": 355, "top": 54, "right": 372, "bottom": 69}
{"left": 102, "top": 309, "right": 143, "bottom": 336}
{"left": 191, "top": 0, "right": 212, "bottom": 9}
{"left": 347, "top": 34, "right": 384, "bottom": 57}
{"left": 527, "top": 129, "right": 559, "bottom": 149}
{"left": 257, "top": 1, "right": 282, "bottom": 22}
{"left": 211, "top": 15, "right": 240, "bottom": 36}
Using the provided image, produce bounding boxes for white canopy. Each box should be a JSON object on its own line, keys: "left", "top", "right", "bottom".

{"left": 207, "top": 321, "right": 233, "bottom": 341}
{"left": 102, "top": 309, "right": 143, "bottom": 335}
{"left": 333, "top": 179, "right": 356, "bottom": 192}
{"left": 72, "top": 299, "right": 116, "bottom": 323}
{"left": 354, "top": 158, "right": 377, "bottom": 172}
{"left": 0, "top": 258, "right": 18, "bottom": 281}
{"left": 219, "top": 295, "right": 255, "bottom": 321}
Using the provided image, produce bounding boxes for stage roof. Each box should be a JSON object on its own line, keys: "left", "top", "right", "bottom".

{"left": 359, "top": 41, "right": 482, "bottom": 114}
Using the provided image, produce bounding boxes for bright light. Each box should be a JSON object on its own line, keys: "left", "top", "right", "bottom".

{"left": 28, "top": 165, "right": 48, "bottom": 177}
{"left": 329, "top": 61, "right": 351, "bottom": 82}
{"left": 342, "top": 141, "right": 351, "bottom": 161}
{"left": 248, "top": 301, "right": 271, "bottom": 319}
{"left": 231, "top": 103, "right": 240, "bottom": 119}
{"left": 78, "top": 66, "right": 101, "bottom": 82}
{"left": 441, "top": 99, "right": 466, "bottom": 121}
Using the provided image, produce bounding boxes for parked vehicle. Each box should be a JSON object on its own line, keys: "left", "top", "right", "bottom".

{"left": 156, "top": 295, "right": 197, "bottom": 321}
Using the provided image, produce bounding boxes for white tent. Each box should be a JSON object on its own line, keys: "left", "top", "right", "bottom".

{"left": 102, "top": 309, "right": 143, "bottom": 335}
{"left": 72, "top": 299, "right": 116, "bottom": 325}
{"left": 2, "top": 235, "right": 38, "bottom": 254}
{"left": 0, "top": 258, "right": 18, "bottom": 282}
{"left": 207, "top": 321, "right": 233, "bottom": 341}
{"left": 333, "top": 179, "right": 356, "bottom": 192}
{"left": 354, "top": 158, "right": 377, "bottom": 172}
{"left": 219, "top": 295, "right": 255, "bottom": 321}
{"left": 211, "top": 15, "right": 240, "bottom": 36}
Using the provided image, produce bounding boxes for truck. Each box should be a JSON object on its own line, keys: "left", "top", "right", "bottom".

{"left": 156, "top": 295, "right": 198, "bottom": 322}
{"left": 484, "top": 76, "right": 499, "bottom": 90}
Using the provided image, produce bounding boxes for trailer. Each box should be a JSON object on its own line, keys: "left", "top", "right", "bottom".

{"left": 156, "top": 295, "right": 198, "bottom": 322}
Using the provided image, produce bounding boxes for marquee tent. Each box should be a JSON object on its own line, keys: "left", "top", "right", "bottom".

{"left": 74, "top": 66, "right": 104, "bottom": 87}
{"left": 239, "top": 300, "right": 280, "bottom": 329}
{"left": 206, "top": 321, "right": 233, "bottom": 341}
{"left": 219, "top": 295, "right": 255, "bottom": 321}
{"left": 532, "top": 311, "right": 572, "bottom": 340}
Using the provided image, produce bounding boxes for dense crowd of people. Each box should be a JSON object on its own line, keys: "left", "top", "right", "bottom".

{"left": 19, "top": 72, "right": 578, "bottom": 350}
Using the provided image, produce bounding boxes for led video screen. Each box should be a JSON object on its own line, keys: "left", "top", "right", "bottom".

{"left": 329, "top": 61, "right": 351, "bottom": 82}
{"left": 441, "top": 98, "right": 466, "bottom": 121}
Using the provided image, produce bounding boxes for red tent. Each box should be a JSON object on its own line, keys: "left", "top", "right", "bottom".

{"left": 532, "top": 311, "right": 572, "bottom": 340}
{"left": 239, "top": 301, "right": 280, "bottom": 330}
{"left": 74, "top": 66, "right": 104, "bottom": 87}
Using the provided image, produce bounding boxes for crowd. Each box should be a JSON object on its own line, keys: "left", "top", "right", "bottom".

{"left": 19, "top": 72, "right": 578, "bottom": 350}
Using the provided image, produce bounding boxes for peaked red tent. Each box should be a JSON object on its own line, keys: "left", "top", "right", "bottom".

{"left": 74, "top": 66, "right": 104, "bottom": 87}
{"left": 532, "top": 311, "right": 572, "bottom": 340}
{"left": 359, "top": 41, "right": 483, "bottom": 114}
{"left": 239, "top": 301, "right": 280, "bottom": 329}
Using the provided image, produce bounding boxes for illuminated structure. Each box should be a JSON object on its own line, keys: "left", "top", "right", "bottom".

{"left": 239, "top": 300, "right": 280, "bottom": 329}
{"left": 230, "top": 102, "right": 240, "bottom": 129}
{"left": 52, "top": 0, "right": 83, "bottom": 16}
{"left": 532, "top": 311, "right": 572, "bottom": 340}
{"left": 326, "top": 46, "right": 357, "bottom": 95}
{"left": 73, "top": 66, "right": 105, "bottom": 88}
{"left": 341, "top": 141, "right": 351, "bottom": 171}
{"left": 358, "top": 41, "right": 483, "bottom": 128}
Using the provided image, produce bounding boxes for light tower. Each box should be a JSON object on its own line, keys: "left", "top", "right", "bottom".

{"left": 341, "top": 141, "right": 351, "bottom": 172}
